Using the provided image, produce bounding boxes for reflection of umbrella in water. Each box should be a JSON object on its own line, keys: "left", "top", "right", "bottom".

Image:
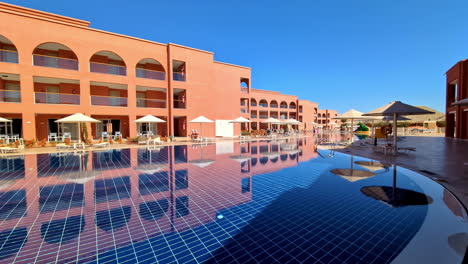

{"left": 58, "top": 170, "right": 100, "bottom": 184}
{"left": 190, "top": 145, "right": 214, "bottom": 168}
{"left": 263, "top": 152, "right": 280, "bottom": 159}
{"left": 57, "top": 152, "right": 99, "bottom": 184}
{"left": 136, "top": 163, "right": 166, "bottom": 174}
{"left": 0, "top": 180, "right": 15, "bottom": 190}
{"left": 330, "top": 155, "right": 376, "bottom": 182}
{"left": 354, "top": 161, "right": 390, "bottom": 172}
{"left": 230, "top": 155, "right": 251, "bottom": 163}
{"left": 361, "top": 164, "right": 433, "bottom": 207}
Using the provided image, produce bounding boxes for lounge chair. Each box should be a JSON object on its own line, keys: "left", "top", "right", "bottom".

{"left": 101, "top": 132, "right": 109, "bottom": 140}
{"left": 93, "top": 142, "right": 110, "bottom": 148}
{"left": 113, "top": 131, "right": 122, "bottom": 140}
{"left": 0, "top": 139, "right": 24, "bottom": 154}
{"left": 62, "top": 132, "right": 72, "bottom": 142}
{"left": 48, "top": 133, "right": 58, "bottom": 142}
{"left": 148, "top": 137, "right": 164, "bottom": 145}
{"left": 56, "top": 143, "right": 73, "bottom": 150}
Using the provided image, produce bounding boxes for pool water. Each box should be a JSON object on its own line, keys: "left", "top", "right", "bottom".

{"left": 0, "top": 138, "right": 466, "bottom": 263}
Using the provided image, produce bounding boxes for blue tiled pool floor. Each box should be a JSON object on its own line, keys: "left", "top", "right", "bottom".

{"left": 0, "top": 139, "right": 466, "bottom": 263}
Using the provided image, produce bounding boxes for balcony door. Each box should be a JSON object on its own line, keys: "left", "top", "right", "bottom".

{"left": 46, "top": 86, "right": 59, "bottom": 104}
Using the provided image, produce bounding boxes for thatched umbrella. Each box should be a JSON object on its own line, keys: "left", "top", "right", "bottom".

{"left": 363, "top": 101, "right": 434, "bottom": 155}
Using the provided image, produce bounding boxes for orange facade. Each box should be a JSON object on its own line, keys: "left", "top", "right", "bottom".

{"left": 446, "top": 60, "right": 468, "bottom": 139}
{"left": 0, "top": 3, "right": 338, "bottom": 140}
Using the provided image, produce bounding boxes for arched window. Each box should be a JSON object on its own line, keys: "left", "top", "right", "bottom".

{"left": 280, "top": 101, "right": 287, "bottom": 109}
{"left": 90, "top": 51, "right": 126, "bottom": 75}
{"left": 0, "top": 35, "right": 18, "bottom": 64}
{"left": 251, "top": 99, "right": 257, "bottom": 107}
{"left": 270, "top": 100, "right": 278, "bottom": 108}
{"left": 136, "top": 58, "right": 165, "bottom": 80}
{"left": 33, "top": 42, "right": 78, "bottom": 70}
{"left": 289, "top": 102, "right": 296, "bottom": 109}
{"left": 259, "top": 99, "right": 268, "bottom": 108}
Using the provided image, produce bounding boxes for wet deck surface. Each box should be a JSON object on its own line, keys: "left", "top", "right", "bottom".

{"left": 332, "top": 136, "right": 468, "bottom": 208}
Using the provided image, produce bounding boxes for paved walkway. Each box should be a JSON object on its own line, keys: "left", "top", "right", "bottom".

{"left": 330, "top": 136, "right": 468, "bottom": 208}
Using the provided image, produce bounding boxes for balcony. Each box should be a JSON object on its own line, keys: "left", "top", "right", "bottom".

{"left": 240, "top": 108, "right": 248, "bottom": 114}
{"left": 289, "top": 105, "right": 296, "bottom": 109}
{"left": 0, "top": 49, "right": 18, "bottom": 64}
{"left": 35, "top": 92, "right": 79, "bottom": 105}
{"left": 90, "top": 62, "right": 126, "bottom": 76}
{"left": 136, "top": 68, "right": 165, "bottom": 80}
{"left": 251, "top": 114, "right": 257, "bottom": 119}
{"left": 0, "top": 90, "right": 20, "bottom": 103}
{"left": 33, "top": 55, "right": 78, "bottom": 70}
{"left": 137, "top": 98, "right": 166, "bottom": 108}
{"left": 241, "top": 87, "right": 249, "bottom": 93}
{"left": 173, "top": 72, "right": 186, "bottom": 81}
{"left": 270, "top": 104, "right": 278, "bottom": 108}
{"left": 259, "top": 115, "right": 268, "bottom": 119}
{"left": 280, "top": 104, "right": 287, "bottom": 109}
{"left": 259, "top": 104, "right": 268, "bottom": 108}
{"left": 91, "top": 95, "right": 128, "bottom": 107}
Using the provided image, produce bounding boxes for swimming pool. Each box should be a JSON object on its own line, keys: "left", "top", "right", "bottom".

{"left": 0, "top": 138, "right": 466, "bottom": 263}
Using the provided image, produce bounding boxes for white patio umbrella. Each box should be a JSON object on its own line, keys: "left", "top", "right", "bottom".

{"left": 133, "top": 114, "right": 166, "bottom": 136}
{"left": 0, "top": 117, "right": 12, "bottom": 136}
{"left": 363, "top": 101, "right": 434, "bottom": 155}
{"left": 55, "top": 113, "right": 101, "bottom": 143}
{"left": 230, "top": 155, "right": 251, "bottom": 163}
{"left": 189, "top": 116, "right": 214, "bottom": 139}
{"left": 333, "top": 109, "right": 379, "bottom": 141}
{"left": 453, "top": 98, "right": 468, "bottom": 106}
{"left": 189, "top": 145, "right": 214, "bottom": 168}
{"left": 261, "top": 117, "right": 281, "bottom": 130}
{"left": 229, "top": 117, "right": 252, "bottom": 133}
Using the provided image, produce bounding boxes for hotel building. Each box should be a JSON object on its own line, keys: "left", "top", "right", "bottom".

{"left": 0, "top": 3, "right": 338, "bottom": 140}
{"left": 446, "top": 60, "right": 468, "bottom": 139}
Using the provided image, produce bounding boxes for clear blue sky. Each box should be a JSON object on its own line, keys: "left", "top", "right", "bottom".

{"left": 5, "top": 0, "right": 468, "bottom": 113}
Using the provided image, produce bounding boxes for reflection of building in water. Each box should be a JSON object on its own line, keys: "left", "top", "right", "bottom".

{"left": 0, "top": 140, "right": 317, "bottom": 263}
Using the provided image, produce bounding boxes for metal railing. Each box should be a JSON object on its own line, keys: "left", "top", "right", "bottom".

{"left": 174, "top": 99, "right": 186, "bottom": 108}
{"left": 90, "top": 62, "right": 126, "bottom": 76}
{"left": 0, "top": 49, "right": 18, "bottom": 63}
{"left": 136, "top": 98, "right": 166, "bottom": 108}
{"left": 240, "top": 87, "right": 249, "bottom": 93}
{"left": 259, "top": 115, "right": 268, "bottom": 119}
{"left": 173, "top": 72, "right": 186, "bottom": 81}
{"left": 270, "top": 104, "right": 278, "bottom": 108}
{"left": 91, "top": 95, "right": 128, "bottom": 107}
{"left": 289, "top": 105, "right": 296, "bottom": 109}
{"left": 35, "top": 92, "right": 80, "bottom": 105}
{"left": 240, "top": 108, "right": 248, "bottom": 114}
{"left": 0, "top": 90, "right": 21, "bottom": 103}
{"left": 280, "top": 105, "right": 288, "bottom": 108}
{"left": 251, "top": 114, "right": 257, "bottom": 119}
{"left": 259, "top": 104, "right": 268, "bottom": 108}
{"left": 251, "top": 103, "right": 257, "bottom": 107}
{"left": 33, "top": 54, "right": 78, "bottom": 70}
{"left": 136, "top": 68, "right": 165, "bottom": 80}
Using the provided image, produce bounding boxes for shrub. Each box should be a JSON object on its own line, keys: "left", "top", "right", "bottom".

{"left": 354, "top": 122, "right": 369, "bottom": 132}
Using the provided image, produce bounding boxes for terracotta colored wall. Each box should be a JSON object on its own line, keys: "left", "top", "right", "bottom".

{"left": 445, "top": 60, "right": 468, "bottom": 139}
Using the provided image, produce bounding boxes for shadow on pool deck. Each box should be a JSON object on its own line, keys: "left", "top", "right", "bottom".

{"left": 331, "top": 136, "right": 468, "bottom": 208}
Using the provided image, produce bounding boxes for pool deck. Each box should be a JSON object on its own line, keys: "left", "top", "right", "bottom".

{"left": 330, "top": 136, "right": 468, "bottom": 209}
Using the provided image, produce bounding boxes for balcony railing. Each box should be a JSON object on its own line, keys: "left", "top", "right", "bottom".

{"left": 270, "top": 104, "right": 278, "bottom": 108}
{"left": 299, "top": 109, "right": 303, "bottom": 113}
{"left": 33, "top": 54, "right": 78, "bottom": 70}
{"left": 35, "top": 92, "right": 80, "bottom": 105}
{"left": 90, "top": 62, "right": 126, "bottom": 76}
{"left": 251, "top": 114, "right": 257, "bottom": 119}
{"left": 280, "top": 105, "right": 287, "bottom": 109}
{"left": 136, "top": 98, "right": 166, "bottom": 108}
{"left": 251, "top": 103, "right": 257, "bottom": 107}
{"left": 240, "top": 87, "right": 249, "bottom": 93}
{"left": 0, "top": 90, "right": 21, "bottom": 103}
{"left": 240, "top": 108, "right": 248, "bottom": 114}
{"left": 289, "top": 106, "right": 296, "bottom": 109}
{"left": 0, "top": 49, "right": 18, "bottom": 63}
{"left": 91, "top": 95, "right": 128, "bottom": 107}
{"left": 174, "top": 99, "right": 186, "bottom": 109}
{"left": 173, "top": 72, "right": 186, "bottom": 81}
{"left": 259, "top": 115, "right": 268, "bottom": 119}
{"left": 136, "top": 68, "right": 165, "bottom": 80}
{"left": 259, "top": 104, "right": 268, "bottom": 108}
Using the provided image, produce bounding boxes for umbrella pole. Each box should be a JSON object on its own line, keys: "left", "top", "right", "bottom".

{"left": 392, "top": 164, "right": 397, "bottom": 200}
{"left": 351, "top": 119, "right": 354, "bottom": 142}
{"left": 78, "top": 122, "right": 81, "bottom": 143}
{"left": 393, "top": 113, "right": 397, "bottom": 156}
